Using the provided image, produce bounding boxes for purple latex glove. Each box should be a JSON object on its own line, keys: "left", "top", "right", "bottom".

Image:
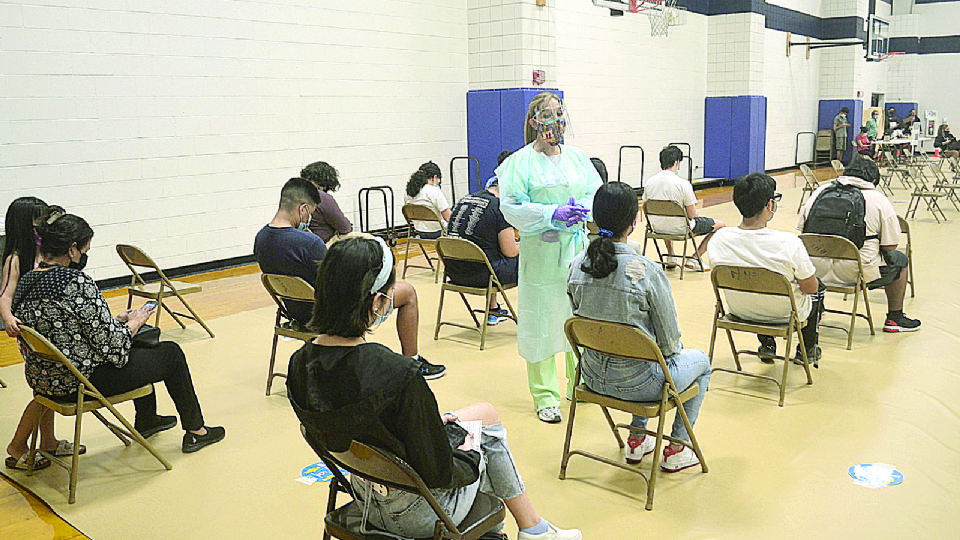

{"left": 552, "top": 197, "right": 589, "bottom": 226}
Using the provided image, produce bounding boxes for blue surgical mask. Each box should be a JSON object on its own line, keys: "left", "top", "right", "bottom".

{"left": 372, "top": 294, "right": 394, "bottom": 328}
{"left": 297, "top": 216, "right": 311, "bottom": 231}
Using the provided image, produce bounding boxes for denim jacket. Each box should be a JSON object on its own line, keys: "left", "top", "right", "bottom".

{"left": 567, "top": 243, "right": 683, "bottom": 362}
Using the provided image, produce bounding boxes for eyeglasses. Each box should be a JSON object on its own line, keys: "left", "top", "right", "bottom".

{"left": 534, "top": 107, "right": 564, "bottom": 124}
{"left": 771, "top": 193, "right": 783, "bottom": 202}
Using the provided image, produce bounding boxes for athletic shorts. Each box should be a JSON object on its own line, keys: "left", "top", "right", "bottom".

{"left": 691, "top": 217, "right": 716, "bottom": 236}
{"left": 867, "top": 249, "right": 908, "bottom": 290}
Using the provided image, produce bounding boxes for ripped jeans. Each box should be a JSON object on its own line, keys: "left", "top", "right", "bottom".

{"left": 351, "top": 423, "right": 524, "bottom": 539}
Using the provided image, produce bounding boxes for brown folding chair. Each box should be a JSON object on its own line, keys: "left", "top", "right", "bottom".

{"left": 299, "top": 426, "right": 505, "bottom": 540}
{"left": 928, "top": 162, "right": 960, "bottom": 211}
{"left": 642, "top": 200, "right": 705, "bottom": 280}
{"left": 401, "top": 204, "right": 446, "bottom": 282}
{"left": 115, "top": 244, "right": 215, "bottom": 338}
{"left": 897, "top": 216, "right": 914, "bottom": 298}
{"left": 797, "top": 164, "right": 820, "bottom": 211}
{"left": 260, "top": 274, "right": 320, "bottom": 396}
{"left": 708, "top": 266, "right": 814, "bottom": 407}
{"left": 560, "top": 317, "right": 707, "bottom": 510}
{"left": 799, "top": 234, "right": 875, "bottom": 350}
{"left": 831, "top": 159, "right": 845, "bottom": 178}
{"left": 904, "top": 166, "right": 948, "bottom": 222}
{"left": 434, "top": 237, "right": 517, "bottom": 350}
{"left": 882, "top": 151, "right": 912, "bottom": 190}
{"left": 18, "top": 326, "right": 172, "bottom": 504}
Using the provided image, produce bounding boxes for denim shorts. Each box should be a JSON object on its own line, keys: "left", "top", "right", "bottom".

{"left": 691, "top": 217, "right": 715, "bottom": 236}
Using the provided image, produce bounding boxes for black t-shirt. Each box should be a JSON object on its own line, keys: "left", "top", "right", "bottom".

{"left": 253, "top": 225, "right": 326, "bottom": 322}
{"left": 445, "top": 190, "right": 512, "bottom": 281}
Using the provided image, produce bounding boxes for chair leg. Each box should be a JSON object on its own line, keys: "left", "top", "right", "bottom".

{"left": 846, "top": 284, "right": 860, "bottom": 350}
{"left": 479, "top": 288, "right": 492, "bottom": 351}
{"left": 779, "top": 330, "right": 792, "bottom": 407}
{"left": 160, "top": 300, "right": 188, "bottom": 329}
{"left": 434, "top": 286, "right": 446, "bottom": 340}
{"left": 678, "top": 237, "right": 687, "bottom": 280}
{"left": 26, "top": 417, "right": 41, "bottom": 476}
{"left": 92, "top": 409, "right": 132, "bottom": 445}
{"left": 600, "top": 406, "right": 624, "bottom": 449}
{"left": 172, "top": 290, "right": 215, "bottom": 338}
{"left": 458, "top": 292, "right": 481, "bottom": 329}
{"left": 558, "top": 394, "right": 580, "bottom": 480}
{"left": 907, "top": 249, "right": 915, "bottom": 298}
{"left": 402, "top": 236, "right": 413, "bottom": 278}
{"left": 725, "top": 329, "right": 742, "bottom": 371}
{"left": 861, "top": 281, "right": 875, "bottom": 335}
{"left": 68, "top": 411, "right": 83, "bottom": 504}
{"left": 126, "top": 291, "right": 134, "bottom": 310}
{"left": 645, "top": 413, "right": 668, "bottom": 511}
{"left": 795, "top": 326, "right": 813, "bottom": 385}
{"left": 100, "top": 398, "right": 172, "bottom": 471}
{"left": 671, "top": 395, "right": 708, "bottom": 473}
{"left": 266, "top": 332, "right": 281, "bottom": 396}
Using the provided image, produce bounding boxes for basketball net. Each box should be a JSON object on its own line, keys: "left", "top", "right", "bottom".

{"left": 630, "top": 0, "right": 679, "bottom": 37}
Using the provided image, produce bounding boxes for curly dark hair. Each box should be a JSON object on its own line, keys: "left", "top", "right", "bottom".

{"left": 300, "top": 161, "right": 341, "bottom": 192}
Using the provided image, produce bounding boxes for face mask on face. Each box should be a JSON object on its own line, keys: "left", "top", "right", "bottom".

{"left": 297, "top": 206, "right": 312, "bottom": 231}
{"left": 371, "top": 294, "right": 394, "bottom": 328}
{"left": 70, "top": 252, "right": 88, "bottom": 271}
{"left": 536, "top": 118, "right": 566, "bottom": 146}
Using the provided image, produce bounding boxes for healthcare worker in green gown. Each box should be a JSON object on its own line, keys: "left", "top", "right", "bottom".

{"left": 496, "top": 92, "right": 603, "bottom": 424}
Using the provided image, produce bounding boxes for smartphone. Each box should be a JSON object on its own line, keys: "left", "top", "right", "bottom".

{"left": 143, "top": 301, "right": 158, "bottom": 311}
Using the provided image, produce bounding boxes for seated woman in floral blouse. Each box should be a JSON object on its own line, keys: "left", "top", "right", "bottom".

{"left": 12, "top": 215, "right": 225, "bottom": 454}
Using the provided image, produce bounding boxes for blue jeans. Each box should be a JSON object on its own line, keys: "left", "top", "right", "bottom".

{"left": 580, "top": 348, "right": 710, "bottom": 441}
{"left": 351, "top": 423, "right": 523, "bottom": 538}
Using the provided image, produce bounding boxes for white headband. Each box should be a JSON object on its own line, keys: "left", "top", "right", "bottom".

{"left": 370, "top": 236, "right": 394, "bottom": 294}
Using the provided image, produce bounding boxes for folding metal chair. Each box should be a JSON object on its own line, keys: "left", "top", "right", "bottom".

{"left": 897, "top": 216, "right": 914, "bottom": 298}
{"left": 260, "top": 274, "right": 320, "bottom": 396}
{"left": 560, "top": 317, "right": 707, "bottom": 510}
{"left": 401, "top": 204, "right": 446, "bottom": 283}
{"left": 797, "top": 164, "right": 820, "bottom": 211}
{"left": 799, "top": 234, "right": 875, "bottom": 349}
{"left": 115, "top": 244, "right": 215, "bottom": 338}
{"left": 642, "top": 200, "right": 705, "bottom": 280}
{"left": 882, "top": 151, "right": 913, "bottom": 190}
{"left": 707, "top": 266, "right": 814, "bottom": 407}
{"left": 18, "top": 326, "right": 172, "bottom": 504}
{"left": 928, "top": 162, "right": 960, "bottom": 211}
{"left": 299, "top": 426, "right": 505, "bottom": 540}
{"left": 434, "top": 238, "right": 517, "bottom": 350}
{"left": 831, "top": 159, "right": 845, "bottom": 178}
{"left": 904, "top": 166, "right": 948, "bottom": 222}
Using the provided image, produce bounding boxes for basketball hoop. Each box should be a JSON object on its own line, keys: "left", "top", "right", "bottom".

{"left": 630, "top": 0, "right": 684, "bottom": 37}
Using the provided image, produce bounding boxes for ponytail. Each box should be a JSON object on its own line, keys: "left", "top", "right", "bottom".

{"left": 579, "top": 182, "right": 639, "bottom": 280}
{"left": 406, "top": 169, "right": 429, "bottom": 198}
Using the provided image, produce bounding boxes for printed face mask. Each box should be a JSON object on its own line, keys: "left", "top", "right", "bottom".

{"left": 536, "top": 118, "right": 566, "bottom": 146}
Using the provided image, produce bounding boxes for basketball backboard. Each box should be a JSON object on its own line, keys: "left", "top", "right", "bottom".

{"left": 866, "top": 15, "right": 890, "bottom": 61}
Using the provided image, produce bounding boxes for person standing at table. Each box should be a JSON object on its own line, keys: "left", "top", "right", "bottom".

{"left": 496, "top": 92, "right": 603, "bottom": 424}
{"left": 865, "top": 110, "right": 880, "bottom": 140}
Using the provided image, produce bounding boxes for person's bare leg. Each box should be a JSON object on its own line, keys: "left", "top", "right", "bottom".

{"left": 696, "top": 220, "right": 726, "bottom": 257}
{"left": 394, "top": 280, "right": 419, "bottom": 357}
{"left": 450, "top": 402, "right": 542, "bottom": 529}
{"left": 884, "top": 267, "right": 908, "bottom": 312}
{"left": 6, "top": 400, "right": 46, "bottom": 459}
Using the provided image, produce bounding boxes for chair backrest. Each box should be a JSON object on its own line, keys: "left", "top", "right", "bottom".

{"left": 927, "top": 162, "right": 948, "bottom": 183}
{"left": 261, "top": 274, "right": 315, "bottom": 303}
{"left": 831, "top": 160, "right": 845, "bottom": 176}
{"left": 711, "top": 265, "right": 796, "bottom": 298}
{"left": 18, "top": 326, "right": 97, "bottom": 395}
{"left": 435, "top": 237, "right": 498, "bottom": 281}
{"left": 402, "top": 203, "right": 445, "bottom": 226}
{"left": 897, "top": 215, "right": 910, "bottom": 241}
{"left": 799, "top": 164, "right": 818, "bottom": 187}
{"left": 799, "top": 233, "right": 861, "bottom": 262}
{"left": 643, "top": 199, "right": 687, "bottom": 219}
{"left": 116, "top": 244, "right": 170, "bottom": 286}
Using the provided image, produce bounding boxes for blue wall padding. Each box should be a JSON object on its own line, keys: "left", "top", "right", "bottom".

{"left": 819, "top": 99, "right": 863, "bottom": 163}
{"left": 886, "top": 102, "right": 918, "bottom": 123}
{"left": 704, "top": 95, "right": 767, "bottom": 179}
{"left": 466, "top": 88, "right": 563, "bottom": 193}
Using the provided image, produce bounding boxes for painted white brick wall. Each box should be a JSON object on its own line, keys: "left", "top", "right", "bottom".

{"left": 707, "top": 13, "right": 766, "bottom": 98}
{"left": 555, "top": 2, "right": 708, "bottom": 182}
{"left": 763, "top": 28, "right": 823, "bottom": 169}
{"left": 469, "top": 0, "right": 555, "bottom": 90}
{"left": 0, "top": 1, "right": 470, "bottom": 281}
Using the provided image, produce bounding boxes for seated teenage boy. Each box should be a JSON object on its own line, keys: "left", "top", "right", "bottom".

{"left": 707, "top": 173, "right": 825, "bottom": 365}
{"left": 446, "top": 176, "right": 519, "bottom": 325}
{"left": 254, "top": 178, "right": 446, "bottom": 379}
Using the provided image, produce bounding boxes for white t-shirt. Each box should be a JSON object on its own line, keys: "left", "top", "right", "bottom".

{"left": 404, "top": 183, "right": 450, "bottom": 233}
{"left": 644, "top": 169, "right": 696, "bottom": 234}
{"left": 797, "top": 176, "right": 900, "bottom": 285}
{"left": 707, "top": 227, "right": 815, "bottom": 323}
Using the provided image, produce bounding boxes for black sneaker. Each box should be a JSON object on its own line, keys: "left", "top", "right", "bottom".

{"left": 792, "top": 346, "right": 821, "bottom": 369}
{"left": 757, "top": 339, "right": 776, "bottom": 364}
{"left": 136, "top": 415, "right": 178, "bottom": 439}
{"left": 883, "top": 313, "right": 922, "bottom": 333}
{"left": 417, "top": 355, "right": 446, "bottom": 380}
{"left": 182, "top": 426, "right": 226, "bottom": 453}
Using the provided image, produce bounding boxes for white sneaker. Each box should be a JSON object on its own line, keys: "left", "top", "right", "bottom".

{"left": 537, "top": 407, "right": 562, "bottom": 424}
{"left": 625, "top": 435, "right": 656, "bottom": 464}
{"left": 517, "top": 523, "right": 583, "bottom": 540}
{"left": 660, "top": 445, "right": 701, "bottom": 473}
{"left": 683, "top": 258, "right": 709, "bottom": 272}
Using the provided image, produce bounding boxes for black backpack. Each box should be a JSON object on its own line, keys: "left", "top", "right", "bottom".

{"left": 803, "top": 182, "right": 878, "bottom": 249}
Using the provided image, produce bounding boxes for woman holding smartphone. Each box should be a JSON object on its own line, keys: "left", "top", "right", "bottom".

{"left": 12, "top": 214, "right": 225, "bottom": 455}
